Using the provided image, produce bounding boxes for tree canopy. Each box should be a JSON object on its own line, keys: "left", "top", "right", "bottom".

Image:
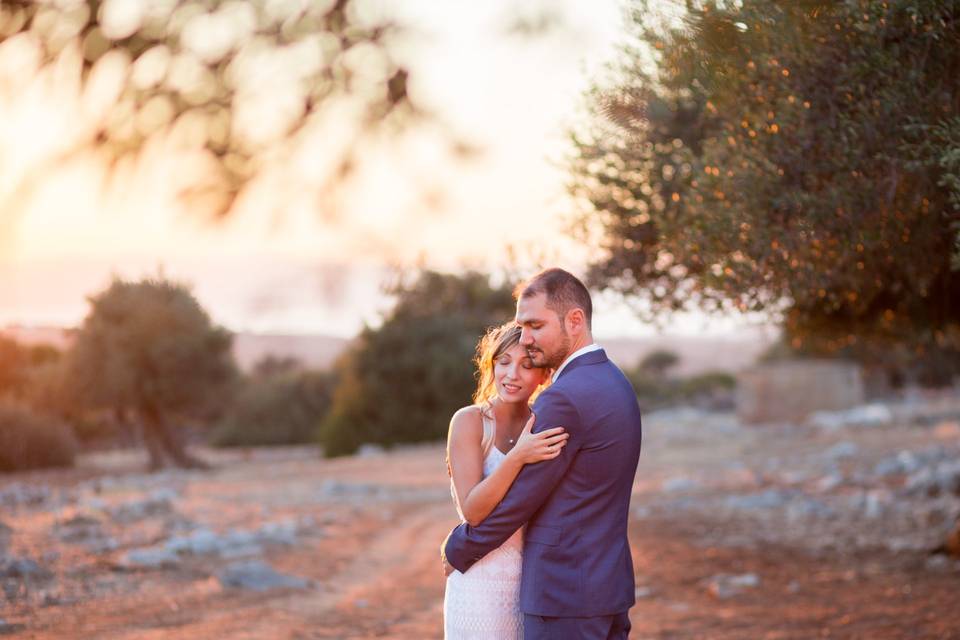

{"left": 571, "top": 0, "right": 960, "bottom": 369}
{"left": 67, "top": 276, "right": 236, "bottom": 468}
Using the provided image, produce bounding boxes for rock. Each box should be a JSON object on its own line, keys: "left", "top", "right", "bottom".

{"left": 165, "top": 529, "right": 221, "bottom": 555}
{"left": 904, "top": 468, "right": 939, "bottom": 496}
{"left": 874, "top": 451, "right": 920, "bottom": 477}
{"left": 257, "top": 520, "right": 297, "bottom": 546}
{"left": 218, "top": 543, "right": 263, "bottom": 559}
{"left": 0, "top": 484, "right": 51, "bottom": 509}
{"left": 724, "top": 489, "right": 790, "bottom": 511}
{"left": 0, "top": 555, "right": 53, "bottom": 581}
{"left": 662, "top": 477, "right": 700, "bottom": 492}
{"left": 54, "top": 514, "right": 102, "bottom": 539}
{"left": 704, "top": 573, "right": 760, "bottom": 599}
{"left": 808, "top": 403, "right": 894, "bottom": 431}
{"left": 0, "top": 521, "right": 10, "bottom": 554}
{"left": 119, "top": 547, "right": 179, "bottom": 569}
{"left": 356, "top": 444, "right": 385, "bottom": 457}
{"left": 779, "top": 470, "right": 810, "bottom": 485}
{"left": 322, "top": 480, "right": 371, "bottom": 497}
{"left": 787, "top": 498, "right": 834, "bottom": 521}
{"left": 632, "top": 506, "right": 651, "bottom": 519}
{"left": 82, "top": 497, "right": 108, "bottom": 512}
{"left": 217, "top": 561, "right": 308, "bottom": 591}
{"left": 85, "top": 537, "right": 119, "bottom": 554}
{"left": 164, "top": 520, "right": 298, "bottom": 558}
{"left": 40, "top": 590, "right": 63, "bottom": 607}
{"left": 815, "top": 473, "right": 845, "bottom": 493}
{"left": 635, "top": 585, "right": 655, "bottom": 598}
{"left": 863, "top": 490, "right": 890, "bottom": 519}
{"left": 825, "top": 441, "right": 859, "bottom": 460}
{"left": 904, "top": 461, "right": 960, "bottom": 497}
{"left": 0, "top": 619, "right": 25, "bottom": 635}
{"left": 107, "top": 490, "right": 176, "bottom": 524}
{"left": 53, "top": 513, "right": 114, "bottom": 553}
{"left": 925, "top": 554, "right": 950, "bottom": 571}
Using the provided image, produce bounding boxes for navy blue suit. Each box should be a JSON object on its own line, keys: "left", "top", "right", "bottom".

{"left": 444, "top": 348, "right": 643, "bottom": 637}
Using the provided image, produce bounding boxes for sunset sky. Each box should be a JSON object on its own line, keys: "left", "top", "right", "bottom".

{"left": 0, "top": 0, "right": 770, "bottom": 339}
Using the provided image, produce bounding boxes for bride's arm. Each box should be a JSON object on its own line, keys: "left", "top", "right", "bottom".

{"left": 447, "top": 408, "right": 568, "bottom": 527}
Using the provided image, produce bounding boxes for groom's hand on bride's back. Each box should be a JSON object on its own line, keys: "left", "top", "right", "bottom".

{"left": 506, "top": 413, "right": 569, "bottom": 465}
{"left": 440, "top": 538, "right": 455, "bottom": 576}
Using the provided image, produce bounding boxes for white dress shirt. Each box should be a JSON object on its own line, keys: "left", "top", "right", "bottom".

{"left": 551, "top": 343, "right": 603, "bottom": 383}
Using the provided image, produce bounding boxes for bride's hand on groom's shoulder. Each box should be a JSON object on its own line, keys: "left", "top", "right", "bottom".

{"left": 508, "top": 414, "right": 569, "bottom": 465}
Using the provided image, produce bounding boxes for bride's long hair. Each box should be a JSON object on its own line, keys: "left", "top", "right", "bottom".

{"left": 472, "top": 321, "right": 549, "bottom": 410}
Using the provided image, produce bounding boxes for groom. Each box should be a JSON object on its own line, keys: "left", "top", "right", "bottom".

{"left": 442, "top": 268, "right": 643, "bottom": 639}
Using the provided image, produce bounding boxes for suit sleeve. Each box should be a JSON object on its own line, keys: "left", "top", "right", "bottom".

{"left": 443, "top": 387, "right": 581, "bottom": 572}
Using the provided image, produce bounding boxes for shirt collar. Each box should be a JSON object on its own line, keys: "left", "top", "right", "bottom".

{"left": 551, "top": 343, "right": 602, "bottom": 383}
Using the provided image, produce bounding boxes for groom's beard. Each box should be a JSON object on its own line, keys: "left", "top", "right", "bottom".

{"left": 527, "top": 332, "right": 571, "bottom": 370}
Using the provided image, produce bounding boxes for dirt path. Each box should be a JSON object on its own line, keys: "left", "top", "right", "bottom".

{"left": 3, "top": 411, "right": 960, "bottom": 639}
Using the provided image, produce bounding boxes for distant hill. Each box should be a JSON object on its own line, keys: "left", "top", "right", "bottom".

{"left": 1, "top": 325, "right": 776, "bottom": 376}
{"left": 0, "top": 324, "right": 350, "bottom": 373}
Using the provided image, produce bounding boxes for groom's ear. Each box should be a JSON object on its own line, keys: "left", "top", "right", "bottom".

{"left": 565, "top": 307, "right": 587, "bottom": 335}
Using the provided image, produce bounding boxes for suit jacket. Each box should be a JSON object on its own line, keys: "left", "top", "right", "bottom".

{"left": 444, "top": 348, "right": 643, "bottom": 617}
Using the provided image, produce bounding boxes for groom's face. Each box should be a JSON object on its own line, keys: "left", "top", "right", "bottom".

{"left": 516, "top": 292, "right": 571, "bottom": 369}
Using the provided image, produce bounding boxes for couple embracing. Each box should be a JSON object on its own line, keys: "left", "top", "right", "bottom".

{"left": 441, "top": 268, "right": 643, "bottom": 639}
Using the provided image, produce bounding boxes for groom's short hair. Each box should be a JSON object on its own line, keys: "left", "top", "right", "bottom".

{"left": 515, "top": 268, "right": 593, "bottom": 330}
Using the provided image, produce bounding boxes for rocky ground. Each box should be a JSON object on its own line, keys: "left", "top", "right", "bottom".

{"left": 1, "top": 396, "right": 959, "bottom": 639}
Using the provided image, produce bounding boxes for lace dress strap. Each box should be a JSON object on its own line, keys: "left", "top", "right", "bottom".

{"left": 479, "top": 403, "right": 496, "bottom": 459}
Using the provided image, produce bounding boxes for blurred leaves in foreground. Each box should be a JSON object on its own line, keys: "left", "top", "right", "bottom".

{"left": 0, "top": 0, "right": 423, "bottom": 218}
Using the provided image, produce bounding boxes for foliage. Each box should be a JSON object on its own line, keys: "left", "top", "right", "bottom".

{"left": 626, "top": 358, "right": 736, "bottom": 411}
{"left": 67, "top": 276, "right": 236, "bottom": 413}
{"left": 0, "top": 335, "right": 28, "bottom": 397}
{"left": 251, "top": 354, "right": 304, "bottom": 379}
{"left": 0, "top": 400, "right": 77, "bottom": 472}
{"left": 212, "top": 369, "right": 335, "bottom": 447}
{"left": 0, "top": 0, "right": 421, "bottom": 216}
{"left": 571, "top": 0, "right": 960, "bottom": 368}
{"left": 319, "top": 270, "right": 516, "bottom": 457}
{"left": 639, "top": 349, "right": 680, "bottom": 376}
{"left": 65, "top": 276, "right": 237, "bottom": 468}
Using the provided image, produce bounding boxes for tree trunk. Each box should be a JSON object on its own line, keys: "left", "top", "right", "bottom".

{"left": 139, "top": 404, "right": 210, "bottom": 471}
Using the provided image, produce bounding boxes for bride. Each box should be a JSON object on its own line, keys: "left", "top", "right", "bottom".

{"left": 443, "top": 321, "right": 569, "bottom": 639}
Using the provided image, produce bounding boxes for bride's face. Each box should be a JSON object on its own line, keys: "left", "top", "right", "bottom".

{"left": 494, "top": 343, "right": 545, "bottom": 404}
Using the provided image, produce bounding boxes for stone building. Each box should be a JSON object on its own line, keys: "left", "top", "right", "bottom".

{"left": 736, "top": 359, "right": 864, "bottom": 424}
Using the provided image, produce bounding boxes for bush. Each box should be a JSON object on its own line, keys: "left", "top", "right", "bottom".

{"left": 318, "top": 270, "right": 515, "bottom": 457}
{"left": 212, "top": 370, "right": 335, "bottom": 447}
{"left": 0, "top": 401, "right": 77, "bottom": 472}
{"left": 626, "top": 368, "right": 737, "bottom": 411}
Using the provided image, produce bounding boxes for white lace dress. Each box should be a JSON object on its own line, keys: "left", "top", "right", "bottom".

{"left": 443, "top": 411, "right": 524, "bottom": 639}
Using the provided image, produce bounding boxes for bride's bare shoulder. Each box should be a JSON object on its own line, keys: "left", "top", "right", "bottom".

{"left": 448, "top": 404, "right": 483, "bottom": 435}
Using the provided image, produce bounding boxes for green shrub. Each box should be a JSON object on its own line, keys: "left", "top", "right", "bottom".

{"left": 318, "top": 270, "right": 515, "bottom": 457}
{"left": 0, "top": 401, "right": 77, "bottom": 472}
{"left": 626, "top": 368, "right": 737, "bottom": 411}
{"left": 212, "top": 370, "right": 335, "bottom": 447}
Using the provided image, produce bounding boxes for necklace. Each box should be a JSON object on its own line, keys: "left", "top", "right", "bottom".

{"left": 492, "top": 401, "right": 530, "bottom": 447}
